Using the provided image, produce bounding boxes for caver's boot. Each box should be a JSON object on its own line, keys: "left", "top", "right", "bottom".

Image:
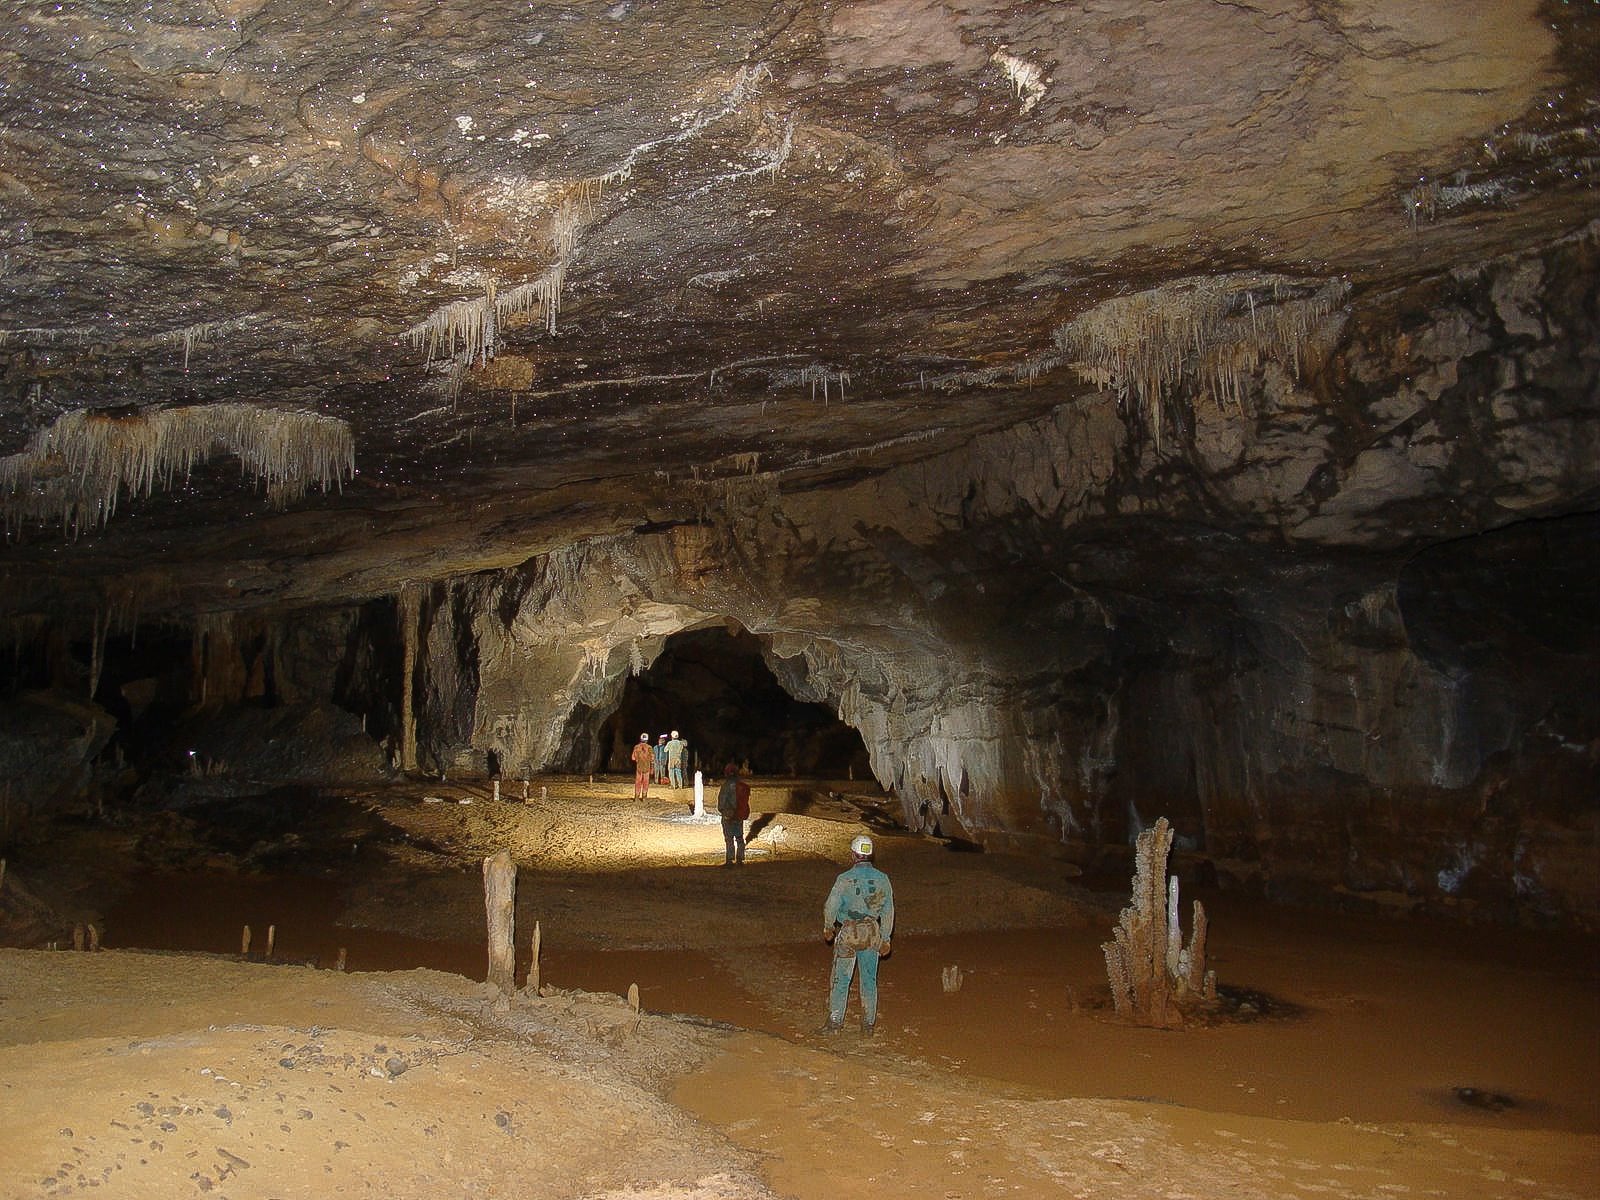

{"left": 816, "top": 1016, "right": 844, "bottom": 1034}
{"left": 860, "top": 1019, "right": 876, "bottom": 1037}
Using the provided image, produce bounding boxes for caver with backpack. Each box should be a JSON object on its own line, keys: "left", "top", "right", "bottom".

{"left": 819, "top": 834, "right": 895, "bottom": 1035}
{"left": 716, "top": 763, "right": 750, "bottom": 866}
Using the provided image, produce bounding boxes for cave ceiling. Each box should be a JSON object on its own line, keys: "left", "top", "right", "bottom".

{"left": 0, "top": 0, "right": 1597, "bottom": 620}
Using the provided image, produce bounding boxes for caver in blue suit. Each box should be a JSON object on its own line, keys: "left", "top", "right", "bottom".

{"left": 821, "top": 835, "right": 895, "bottom": 1034}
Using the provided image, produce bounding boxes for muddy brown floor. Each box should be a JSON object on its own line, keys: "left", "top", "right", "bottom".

{"left": 1, "top": 776, "right": 1595, "bottom": 1198}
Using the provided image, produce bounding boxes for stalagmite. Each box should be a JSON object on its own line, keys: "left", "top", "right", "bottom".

{"left": 240, "top": 925, "right": 252, "bottom": 957}
{"left": 73, "top": 924, "right": 85, "bottom": 951}
{"left": 693, "top": 770, "right": 705, "bottom": 818}
{"left": 483, "top": 848, "right": 517, "bottom": 1011}
{"left": 265, "top": 924, "right": 276, "bottom": 959}
{"left": 526, "top": 920, "right": 542, "bottom": 998}
{"left": 335, "top": 947, "right": 347, "bottom": 972}
{"left": 87, "top": 924, "right": 100, "bottom": 951}
{"left": 492, "top": 779, "right": 500, "bottom": 803}
{"left": 1166, "top": 878, "right": 1182, "bottom": 977}
{"left": 1101, "top": 817, "right": 1217, "bottom": 1028}
{"left": 627, "top": 982, "right": 640, "bottom": 1014}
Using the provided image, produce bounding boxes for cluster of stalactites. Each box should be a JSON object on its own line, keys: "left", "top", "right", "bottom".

{"left": 774, "top": 363, "right": 852, "bottom": 404}
{"left": 400, "top": 62, "right": 779, "bottom": 385}
{"left": 403, "top": 261, "right": 568, "bottom": 370}
{"left": 1052, "top": 273, "right": 1350, "bottom": 446}
{"left": 0, "top": 403, "right": 356, "bottom": 537}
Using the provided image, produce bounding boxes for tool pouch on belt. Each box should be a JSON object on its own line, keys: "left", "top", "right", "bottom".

{"left": 833, "top": 916, "right": 882, "bottom": 957}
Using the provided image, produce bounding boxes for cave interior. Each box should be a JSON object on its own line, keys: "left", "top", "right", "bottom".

{"left": 0, "top": 0, "right": 1597, "bottom": 938}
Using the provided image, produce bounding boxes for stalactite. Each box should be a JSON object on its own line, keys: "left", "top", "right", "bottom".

{"left": 88, "top": 607, "right": 106, "bottom": 700}
{"left": 1051, "top": 273, "right": 1349, "bottom": 446}
{"left": 921, "top": 351, "right": 1067, "bottom": 393}
{"left": 399, "top": 65, "right": 775, "bottom": 380}
{"left": 404, "top": 293, "right": 497, "bottom": 366}
{"left": 399, "top": 584, "right": 422, "bottom": 774}
{"left": 991, "top": 49, "right": 1047, "bottom": 114}
{"left": 191, "top": 611, "right": 235, "bottom": 710}
{"left": 773, "top": 363, "right": 851, "bottom": 404}
{"left": 0, "top": 404, "right": 355, "bottom": 537}
{"left": 797, "top": 427, "right": 944, "bottom": 469}
{"left": 548, "top": 201, "right": 588, "bottom": 261}
{"left": 686, "top": 111, "right": 796, "bottom": 198}
{"left": 404, "top": 260, "right": 568, "bottom": 376}
{"left": 154, "top": 316, "right": 252, "bottom": 369}
{"left": 496, "top": 261, "right": 566, "bottom": 336}
{"left": 587, "top": 62, "right": 773, "bottom": 194}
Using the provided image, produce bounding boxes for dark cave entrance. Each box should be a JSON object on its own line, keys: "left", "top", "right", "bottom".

{"left": 596, "top": 624, "right": 871, "bottom": 779}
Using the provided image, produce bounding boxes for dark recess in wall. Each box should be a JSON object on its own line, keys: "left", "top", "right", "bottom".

{"left": 597, "top": 625, "right": 870, "bottom": 778}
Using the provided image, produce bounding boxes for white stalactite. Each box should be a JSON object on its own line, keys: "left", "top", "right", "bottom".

{"left": 0, "top": 404, "right": 355, "bottom": 537}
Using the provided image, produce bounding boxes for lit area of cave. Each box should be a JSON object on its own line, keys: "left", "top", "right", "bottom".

{"left": 1, "top": 1, "right": 1598, "bottom": 1196}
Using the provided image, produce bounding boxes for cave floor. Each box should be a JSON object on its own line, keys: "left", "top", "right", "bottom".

{"left": 1, "top": 776, "right": 1595, "bottom": 1198}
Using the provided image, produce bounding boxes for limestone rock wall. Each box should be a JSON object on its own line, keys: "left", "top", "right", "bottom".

{"left": 0, "top": 692, "right": 117, "bottom": 820}
{"left": 458, "top": 540, "right": 717, "bottom": 778}
{"left": 368, "top": 241, "right": 1597, "bottom": 922}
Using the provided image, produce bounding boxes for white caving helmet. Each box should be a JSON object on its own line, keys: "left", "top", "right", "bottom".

{"left": 670, "top": 730, "right": 678, "bottom": 738}
{"left": 851, "top": 834, "right": 874, "bottom": 858}
{"left": 640, "top": 732, "right": 650, "bottom": 741}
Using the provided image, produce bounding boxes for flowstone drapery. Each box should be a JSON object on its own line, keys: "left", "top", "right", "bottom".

{"left": 1102, "top": 817, "right": 1218, "bottom": 1028}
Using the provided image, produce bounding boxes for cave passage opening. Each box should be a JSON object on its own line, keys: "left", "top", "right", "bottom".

{"left": 595, "top": 623, "right": 872, "bottom": 780}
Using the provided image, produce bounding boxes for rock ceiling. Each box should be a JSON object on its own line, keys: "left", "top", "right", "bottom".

{"left": 0, "top": 0, "right": 1596, "bottom": 619}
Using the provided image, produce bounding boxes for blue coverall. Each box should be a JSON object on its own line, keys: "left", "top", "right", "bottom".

{"left": 823, "top": 861, "right": 895, "bottom": 1027}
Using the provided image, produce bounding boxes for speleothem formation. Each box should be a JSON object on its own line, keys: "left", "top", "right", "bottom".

{"left": 1, "top": 2, "right": 1596, "bottom": 925}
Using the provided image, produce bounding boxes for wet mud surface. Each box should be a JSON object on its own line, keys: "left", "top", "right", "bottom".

{"left": 4, "top": 775, "right": 1596, "bottom": 1199}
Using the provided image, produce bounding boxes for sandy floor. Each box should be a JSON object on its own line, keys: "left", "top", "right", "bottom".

{"left": 1, "top": 775, "right": 1595, "bottom": 1199}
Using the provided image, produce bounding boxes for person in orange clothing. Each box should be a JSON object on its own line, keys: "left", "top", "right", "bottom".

{"left": 631, "top": 732, "right": 655, "bottom": 799}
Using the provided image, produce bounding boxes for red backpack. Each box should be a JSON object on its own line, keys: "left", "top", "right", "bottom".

{"left": 734, "top": 779, "right": 751, "bottom": 819}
